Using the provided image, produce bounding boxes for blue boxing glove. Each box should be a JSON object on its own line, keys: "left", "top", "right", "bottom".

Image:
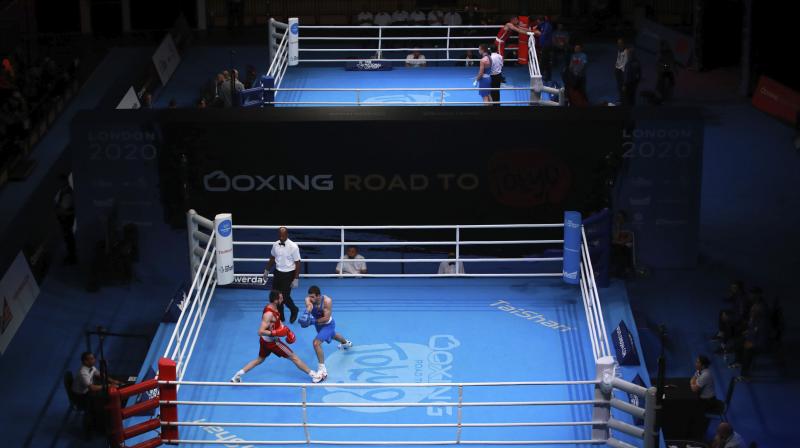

{"left": 299, "top": 311, "right": 316, "bottom": 328}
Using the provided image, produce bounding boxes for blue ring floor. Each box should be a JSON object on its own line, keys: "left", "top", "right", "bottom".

{"left": 276, "top": 66, "right": 535, "bottom": 106}
{"left": 128, "top": 278, "right": 648, "bottom": 447}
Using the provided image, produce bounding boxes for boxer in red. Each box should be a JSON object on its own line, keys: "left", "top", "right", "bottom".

{"left": 495, "top": 16, "right": 535, "bottom": 59}
{"left": 230, "top": 290, "right": 324, "bottom": 383}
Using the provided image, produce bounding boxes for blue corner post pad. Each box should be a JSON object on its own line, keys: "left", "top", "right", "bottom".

{"left": 562, "top": 210, "right": 582, "bottom": 284}
{"left": 261, "top": 75, "right": 275, "bottom": 106}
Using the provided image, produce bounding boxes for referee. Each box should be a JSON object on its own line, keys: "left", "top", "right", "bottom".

{"left": 264, "top": 226, "right": 301, "bottom": 323}
{"left": 489, "top": 46, "right": 504, "bottom": 106}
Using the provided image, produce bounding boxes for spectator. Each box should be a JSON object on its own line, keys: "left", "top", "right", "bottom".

{"left": 464, "top": 49, "right": 476, "bottom": 67}
{"left": 614, "top": 38, "right": 627, "bottom": 103}
{"left": 244, "top": 64, "right": 257, "bottom": 89}
{"left": 374, "top": 10, "right": 392, "bottom": 27}
{"left": 438, "top": 252, "right": 465, "bottom": 275}
{"left": 220, "top": 69, "right": 245, "bottom": 107}
{"left": 564, "top": 43, "right": 588, "bottom": 105}
{"left": 409, "top": 8, "right": 427, "bottom": 26}
{"left": 405, "top": 48, "right": 427, "bottom": 67}
{"left": 197, "top": 98, "right": 208, "bottom": 108}
{"left": 537, "top": 16, "right": 554, "bottom": 81}
{"left": 356, "top": 5, "right": 374, "bottom": 26}
{"left": 226, "top": 0, "right": 244, "bottom": 29}
{"left": 552, "top": 23, "right": 570, "bottom": 68}
{"left": 168, "top": 98, "right": 177, "bottom": 109}
{"left": 463, "top": 4, "right": 483, "bottom": 26}
{"left": 427, "top": 6, "right": 444, "bottom": 26}
{"left": 711, "top": 422, "right": 745, "bottom": 448}
{"left": 443, "top": 8, "right": 462, "bottom": 26}
{"left": 140, "top": 92, "right": 153, "bottom": 108}
{"left": 391, "top": 7, "right": 409, "bottom": 26}
{"left": 335, "top": 246, "right": 368, "bottom": 275}
{"left": 730, "top": 300, "right": 770, "bottom": 381}
{"left": 611, "top": 210, "right": 634, "bottom": 277}
{"left": 622, "top": 47, "right": 641, "bottom": 106}
{"left": 54, "top": 173, "right": 77, "bottom": 265}
{"left": 656, "top": 40, "right": 676, "bottom": 102}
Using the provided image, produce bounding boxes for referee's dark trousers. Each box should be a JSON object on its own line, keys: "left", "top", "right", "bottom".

{"left": 273, "top": 269, "right": 299, "bottom": 322}
{"left": 490, "top": 73, "right": 503, "bottom": 106}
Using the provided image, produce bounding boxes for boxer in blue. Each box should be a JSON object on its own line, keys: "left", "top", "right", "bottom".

{"left": 299, "top": 285, "right": 352, "bottom": 381}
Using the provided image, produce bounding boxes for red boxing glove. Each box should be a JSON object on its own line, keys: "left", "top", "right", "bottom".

{"left": 272, "top": 326, "right": 290, "bottom": 337}
{"left": 285, "top": 329, "right": 296, "bottom": 344}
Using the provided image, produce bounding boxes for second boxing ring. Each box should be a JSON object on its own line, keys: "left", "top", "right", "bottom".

{"left": 108, "top": 211, "right": 660, "bottom": 448}
{"left": 237, "top": 18, "right": 564, "bottom": 107}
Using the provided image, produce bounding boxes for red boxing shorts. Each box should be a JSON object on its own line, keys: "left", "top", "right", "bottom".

{"left": 259, "top": 338, "right": 293, "bottom": 358}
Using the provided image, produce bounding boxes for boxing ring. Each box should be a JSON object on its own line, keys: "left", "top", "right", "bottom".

{"left": 238, "top": 18, "right": 563, "bottom": 107}
{"left": 106, "top": 211, "right": 660, "bottom": 448}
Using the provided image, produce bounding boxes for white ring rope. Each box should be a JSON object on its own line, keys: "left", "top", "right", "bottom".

{"left": 162, "top": 400, "right": 604, "bottom": 408}
{"left": 162, "top": 439, "right": 607, "bottom": 446}
{"left": 164, "top": 421, "right": 605, "bottom": 428}
{"left": 163, "top": 229, "right": 216, "bottom": 360}
{"left": 232, "top": 257, "right": 563, "bottom": 263}
{"left": 232, "top": 224, "right": 563, "bottom": 229}
{"left": 581, "top": 228, "right": 611, "bottom": 359}
{"left": 163, "top": 380, "right": 600, "bottom": 387}
{"left": 177, "top": 278, "right": 217, "bottom": 383}
{"left": 170, "top": 253, "right": 215, "bottom": 362}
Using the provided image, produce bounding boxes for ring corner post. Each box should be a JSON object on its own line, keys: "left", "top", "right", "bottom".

{"left": 562, "top": 211, "right": 582, "bottom": 285}
{"left": 213, "top": 213, "right": 234, "bottom": 285}
{"left": 593, "top": 356, "right": 615, "bottom": 443}
{"left": 158, "top": 357, "right": 179, "bottom": 442}
{"left": 107, "top": 386, "right": 124, "bottom": 447}
{"left": 186, "top": 209, "right": 199, "bottom": 280}
{"left": 288, "top": 17, "right": 299, "bottom": 66}
{"left": 643, "top": 386, "right": 659, "bottom": 448}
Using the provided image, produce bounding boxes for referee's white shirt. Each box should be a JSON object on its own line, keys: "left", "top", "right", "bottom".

{"left": 490, "top": 53, "right": 504, "bottom": 76}
{"left": 271, "top": 239, "right": 301, "bottom": 272}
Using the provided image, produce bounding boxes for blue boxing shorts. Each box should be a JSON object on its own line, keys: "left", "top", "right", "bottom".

{"left": 478, "top": 75, "right": 491, "bottom": 97}
{"left": 315, "top": 319, "right": 336, "bottom": 343}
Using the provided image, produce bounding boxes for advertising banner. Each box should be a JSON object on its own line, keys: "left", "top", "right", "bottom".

{"left": 152, "top": 34, "right": 180, "bottom": 85}
{"left": 751, "top": 76, "right": 800, "bottom": 125}
{"left": 0, "top": 252, "right": 40, "bottom": 355}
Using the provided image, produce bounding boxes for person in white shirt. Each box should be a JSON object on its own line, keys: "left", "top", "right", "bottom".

{"left": 409, "top": 9, "right": 426, "bottom": 25}
{"left": 427, "top": 7, "right": 444, "bottom": 26}
{"left": 72, "top": 352, "right": 122, "bottom": 396}
{"left": 405, "top": 48, "right": 427, "bottom": 67}
{"left": 373, "top": 10, "right": 392, "bottom": 27}
{"left": 391, "top": 8, "right": 409, "bottom": 25}
{"left": 72, "top": 351, "right": 122, "bottom": 424}
{"left": 356, "top": 7, "right": 373, "bottom": 26}
{"left": 489, "top": 46, "right": 504, "bottom": 105}
{"left": 264, "top": 227, "right": 301, "bottom": 323}
{"left": 438, "top": 252, "right": 466, "bottom": 275}
{"left": 443, "top": 9, "right": 462, "bottom": 26}
{"left": 336, "top": 246, "right": 368, "bottom": 275}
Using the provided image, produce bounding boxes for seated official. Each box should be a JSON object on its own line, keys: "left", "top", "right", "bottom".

{"left": 335, "top": 246, "right": 368, "bottom": 275}
{"left": 438, "top": 252, "right": 465, "bottom": 275}
{"left": 405, "top": 49, "right": 426, "bottom": 67}
{"left": 690, "top": 355, "right": 718, "bottom": 410}
{"left": 72, "top": 352, "right": 122, "bottom": 429}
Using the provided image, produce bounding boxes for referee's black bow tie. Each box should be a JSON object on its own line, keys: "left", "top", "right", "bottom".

{"left": 279, "top": 242, "right": 285, "bottom": 246}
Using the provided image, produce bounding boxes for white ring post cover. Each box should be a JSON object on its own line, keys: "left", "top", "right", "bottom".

{"left": 214, "top": 213, "right": 234, "bottom": 285}
{"left": 288, "top": 17, "right": 299, "bottom": 66}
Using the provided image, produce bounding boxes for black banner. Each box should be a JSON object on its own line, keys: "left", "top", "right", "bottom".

{"left": 157, "top": 107, "right": 626, "bottom": 226}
